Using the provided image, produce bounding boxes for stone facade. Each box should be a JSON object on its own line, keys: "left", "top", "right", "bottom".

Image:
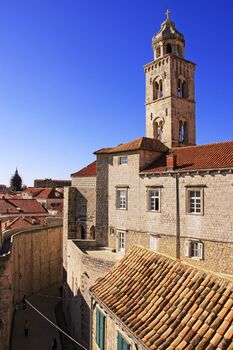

{"left": 0, "top": 224, "right": 63, "bottom": 350}
{"left": 107, "top": 151, "right": 233, "bottom": 274}
{"left": 70, "top": 175, "right": 96, "bottom": 240}
{"left": 63, "top": 239, "right": 116, "bottom": 349}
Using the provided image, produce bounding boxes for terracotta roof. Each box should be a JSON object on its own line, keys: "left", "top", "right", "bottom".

{"left": 90, "top": 246, "right": 233, "bottom": 350}
{"left": 4, "top": 216, "right": 46, "bottom": 230}
{"left": 142, "top": 140, "right": 233, "bottom": 173}
{"left": 0, "top": 199, "right": 48, "bottom": 215}
{"left": 22, "top": 188, "right": 63, "bottom": 199}
{"left": 71, "top": 161, "right": 97, "bottom": 177}
{"left": 94, "top": 137, "right": 168, "bottom": 154}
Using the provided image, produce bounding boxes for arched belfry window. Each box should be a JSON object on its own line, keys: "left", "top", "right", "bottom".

{"left": 177, "top": 78, "right": 188, "bottom": 98}
{"left": 182, "top": 81, "right": 187, "bottom": 98}
{"left": 153, "top": 119, "right": 163, "bottom": 141}
{"left": 179, "top": 120, "right": 188, "bottom": 144}
{"left": 159, "top": 80, "right": 163, "bottom": 98}
{"left": 153, "top": 81, "right": 159, "bottom": 100}
{"left": 156, "top": 46, "right": 161, "bottom": 58}
{"left": 153, "top": 78, "right": 163, "bottom": 100}
{"left": 166, "top": 43, "right": 172, "bottom": 54}
{"left": 178, "top": 79, "right": 182, "bottom": 97}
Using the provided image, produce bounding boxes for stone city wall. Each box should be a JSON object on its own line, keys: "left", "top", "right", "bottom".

{"left": 0, "top": 224, "right": 63, "bottom": 350}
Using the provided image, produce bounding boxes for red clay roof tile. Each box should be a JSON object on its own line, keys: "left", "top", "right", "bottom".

{"left": 71, "top": 161, "right": 97, "bottom": 177}
{"left": 94, "top": 137, "right": 168, "bottom": 154}
{"left": 90, "top": 246, "right": 233, "bottom": 350}
{"left": 0, "top": 199, "right": 48, "bottom": 214}
{"left": 142, "top": 140, "right": 233, "bottom": 173}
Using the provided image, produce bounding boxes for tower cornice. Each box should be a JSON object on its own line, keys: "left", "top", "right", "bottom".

{"left": 144, "top": 55, "right": 196, "bottom": 72}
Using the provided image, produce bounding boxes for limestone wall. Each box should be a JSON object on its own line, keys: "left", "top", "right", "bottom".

{"left": 0, "top": 224, "right": 63, "bottom": 350}
{"left": 108, "top": 152, "right": 233, "bottom": 275}
{"left": 65, "top": 176, "right": 96, "bottom": 240}
{"left": 63, "top": 240, "right": 115, "bottom": 349}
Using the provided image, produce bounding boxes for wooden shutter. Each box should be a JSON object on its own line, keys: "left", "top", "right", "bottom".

{"left": 117, "top": 332, "right": 122, "bottom": 350}
{"left": 99, "top": 312, "right": 105, "bottom": 350}
{"left": 197, "top": 242, "right": 203, "bottom": 260}
{"left": 117, "top": 332, "right": 130, "bottom": 350}
{"left": 96, "top": 309, "right": 100, "bottom": 346}
{"left": 96, "top": 309, "right": 105, "bottom": 350}
{"left": 184, "top": 240, "right": 190, "bottom": 257}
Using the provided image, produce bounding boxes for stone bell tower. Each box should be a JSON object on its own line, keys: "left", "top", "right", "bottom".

{"left": 144, "top": 10, "right": 196, "bottom": 148}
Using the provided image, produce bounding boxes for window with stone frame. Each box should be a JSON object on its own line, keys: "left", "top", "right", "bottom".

{"left": 186, "top": 187, "right": 204, "bottom": 215}
{"left": 148, "top": 189, "right": 160, "bottom": 212}
{"left": 116, "top": 189, "right": 127, "bottom": 210}
{"left": 119, "top": 156, "right": 128, "bottom": 165}
{"left": 184, "top": 240, "right": 204, "bottom": 260}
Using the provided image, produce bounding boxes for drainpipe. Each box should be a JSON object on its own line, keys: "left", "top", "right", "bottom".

{"left": 176, "top": 173, "right": 181, "bottom": 260}
{"left": 166, "top": 153, "right": 180, "bottom": 260}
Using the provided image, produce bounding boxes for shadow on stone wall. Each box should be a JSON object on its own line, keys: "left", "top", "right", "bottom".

{"left": 0, "top": 224, "right": 63, "bottom": 350}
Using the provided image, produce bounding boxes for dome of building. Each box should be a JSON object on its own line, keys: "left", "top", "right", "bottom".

{"left": 10, "top": 168, "right": 22, "bottom": 192}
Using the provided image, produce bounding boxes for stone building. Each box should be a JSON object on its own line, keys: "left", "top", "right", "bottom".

{"left": 34, "top": 178, "right": 71, "bottom": 188}
{"left": 63, "top": 11, "right": 233, "bottom": 350}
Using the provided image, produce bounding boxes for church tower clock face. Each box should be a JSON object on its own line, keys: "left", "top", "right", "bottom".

{"left": 144, "top": 10, "right": 196, "bottom": 148}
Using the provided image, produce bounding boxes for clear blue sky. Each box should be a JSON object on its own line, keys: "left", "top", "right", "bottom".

{"left": 0, "top": 0, "right": 233, "bottom": 186}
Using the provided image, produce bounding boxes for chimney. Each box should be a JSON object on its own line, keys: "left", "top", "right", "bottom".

{"left": 166, "top": 153, "right": 176, "bottom": 170}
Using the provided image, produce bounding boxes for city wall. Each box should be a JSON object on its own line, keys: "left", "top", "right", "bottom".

{"left": 0, "top": 224, "right": 63, "bottom": 350}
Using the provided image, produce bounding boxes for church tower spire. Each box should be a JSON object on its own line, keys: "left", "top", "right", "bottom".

{"left": 144, "top": 11, "right": 196, "bottom": 148}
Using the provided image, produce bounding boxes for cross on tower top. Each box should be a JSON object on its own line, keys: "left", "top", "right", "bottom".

{"left": 165, "top": 9, "right": 171, "bottom": 21}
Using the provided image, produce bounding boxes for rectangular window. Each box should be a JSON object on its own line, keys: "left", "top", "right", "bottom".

{"left": 186, "top": 187, "right": 204, "bottom": 215}
{"left": 116, "top": 189, "right": 127, "bottom": 209}
{"left": 118, "top": 232, "right": 125, "bottom": 252}
{"left": 117, "top": 332, "right": 130, "bottom": 350}
{"left": 148, "top": 189, "right": 160, "bottom": 212}
{"left": 184, "top": 240, "right": 203, "bottom": 260}
{"left": 96, "top": 308, "right": 105, "bottom": 350}
{"left": 189, "top": 190, "right": 201, "bottom": 213}
{"left": 119, "top": 156, "right": 128, "bottom": 165}
{"left": 150, "top": 235, "right": 158, "bottom": 251}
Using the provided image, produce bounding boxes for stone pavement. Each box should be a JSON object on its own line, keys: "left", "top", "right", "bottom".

{"left": 11, "top": 284, "right": 63, "bottom": 350}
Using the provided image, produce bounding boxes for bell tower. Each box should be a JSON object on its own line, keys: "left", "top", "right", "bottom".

{"left": 144, "top": 10, "right": 196, "bottom": 148}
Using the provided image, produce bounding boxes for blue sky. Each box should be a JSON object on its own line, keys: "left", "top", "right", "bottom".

{"left": 0, "top": 0, "right": 233, "bottom": 186}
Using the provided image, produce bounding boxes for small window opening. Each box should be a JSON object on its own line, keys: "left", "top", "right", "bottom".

{"left": 166, "top": 43, "right": 172, "bottom": 54}
{"left": 156, "top": 46, "right": 161, "bottom": 58}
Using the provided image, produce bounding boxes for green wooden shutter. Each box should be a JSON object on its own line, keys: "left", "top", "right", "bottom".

{"left": 117, "top": 332, "right": 122, "bottom": 350}
{"left": 117, "top": 332, "right": 130, "bottom": 350}
{"left": 96, "top": 309, "right": 105, "bottom": 350}
{"left": 96, "top": 309, "right": 100, "bottom": 346}
{"left": 99, "top": 312, "right": 105, "bottom": 350}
